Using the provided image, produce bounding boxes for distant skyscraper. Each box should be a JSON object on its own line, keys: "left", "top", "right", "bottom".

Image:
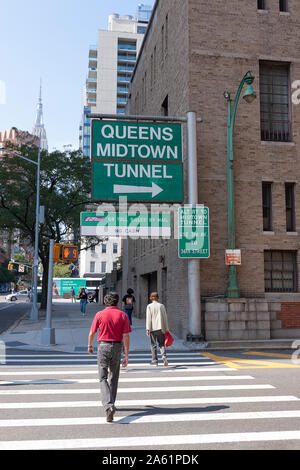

{"left": 79, "top": 5, "right": 152, "bottom": 157}
{"left": 137, "top": 3, "right": 152, "bottom": 23}
{"left": 32, "top": 81, "right": 48, "bottom": 151}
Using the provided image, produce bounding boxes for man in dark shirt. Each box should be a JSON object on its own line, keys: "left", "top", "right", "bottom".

{"left": 122, "top": 288, "right": 135, "bottom": 325}
{"left": 88, "top": 291, "right": 131, "bottom": 422}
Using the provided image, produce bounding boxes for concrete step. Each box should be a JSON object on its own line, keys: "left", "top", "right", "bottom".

{"left": 184, "top": 338, "right": 295, "bottom": 351}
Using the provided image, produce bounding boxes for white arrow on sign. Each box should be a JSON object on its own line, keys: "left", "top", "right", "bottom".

{"left": 113, "top": 182, "right": 163, "bottom": 198}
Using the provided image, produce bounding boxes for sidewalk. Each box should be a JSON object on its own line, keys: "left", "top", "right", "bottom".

{"left": 0, "top": 299, "right": 191, "bottom": 353}
{"left": 0, "top": 299, "right": 294, "bottom": 353}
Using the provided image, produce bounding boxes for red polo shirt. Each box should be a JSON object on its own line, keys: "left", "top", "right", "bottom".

{"left": 91, "top": 306, "right": 131, "bottom": 342}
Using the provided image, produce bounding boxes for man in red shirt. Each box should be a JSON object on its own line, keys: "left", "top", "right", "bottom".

{"left": 88, "top": 291, "right": 131, "bottom": 422}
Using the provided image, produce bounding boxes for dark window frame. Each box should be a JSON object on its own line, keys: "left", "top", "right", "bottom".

{"left": 285, "top": 182, "right": 296, "bottom": 232}
{"left": 262, "top": 182, "right": 273, "bottom": 231}
{"left": 258, "top": 0, "right": 266, "bottom": 9}
{"left": 259, "top": 61, "right": 292, "bottom": 142}
{"left": 264, "top": 250, "right": 298, "bottom": 292}
{"left": 279, "top": 0, "right": 288, "bottom": 12}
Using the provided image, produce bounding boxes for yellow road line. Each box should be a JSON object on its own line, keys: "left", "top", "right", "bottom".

{"left": 242, "top": 351, "right": 293, "bottom": 359}
{"left": 200, "top": 352, "right": 300, "bottom": 369}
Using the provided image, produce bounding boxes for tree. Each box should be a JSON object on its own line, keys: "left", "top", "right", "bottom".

{"left": 0, "top": 142, "right": 103, "bottom": 309}
{"left": 53, "top": 263, "right": 71, "bottom": 278}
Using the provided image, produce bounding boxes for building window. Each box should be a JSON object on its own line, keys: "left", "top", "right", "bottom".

{"left": 101, "top": 244, "right": 106, "bottom": 254}
{"left": 90, "top": 261, "right": 95, "bottom": 273}
{"left": 264, "top": 250, "right": 298, "bottom": 292}
{"left": 162, "top": 95, "right": 168, "bottom": 116}
{"left": 137, "top": 25, "right": 147, "bottom": 34}
{"left": 260, "top": 62, "right": 291, "bottom": 142}
{"left": 285, "top": 183, "right": 296, "bottom": 231}
{"left": 262, "top": 182, "right": 272, "bottom": 231}
{"left": 258, "top": 0, "right": 266, "bottom": 9}
{"left": 279, "top": 0, "right": 288, "bottom": 12}
{"left": 113, "top": 243, "right": 118, "bottom": 254}
{"left": 101, "top": 261, "right": 106, "bottom": 273}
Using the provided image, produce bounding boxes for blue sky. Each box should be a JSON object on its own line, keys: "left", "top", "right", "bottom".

{"left": 0, "top": 0, "right": 154, "bottom": 151}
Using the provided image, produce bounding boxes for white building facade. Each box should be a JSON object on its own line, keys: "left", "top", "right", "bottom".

{"left": 86, "top": 13, "right": 147, "bottom": 116}
{"left": 79, "top": 239, "right": 122, "bottom": 279}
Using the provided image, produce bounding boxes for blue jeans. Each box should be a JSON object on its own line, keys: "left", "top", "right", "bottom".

{"left": 80, "top": 299, "right": 87, "bottom": 314}
{"left": 124, "top": 308, "right": 132, "bottom": 325}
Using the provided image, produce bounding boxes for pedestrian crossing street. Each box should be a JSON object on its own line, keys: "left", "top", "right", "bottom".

{"left": 0, "top": 351, "right": 300, "bottom": 450}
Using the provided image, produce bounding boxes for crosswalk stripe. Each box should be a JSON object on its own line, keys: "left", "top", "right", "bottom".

{"left": 0, "top": 384, "right": 274, "bottom": 395}
{"left": 3, "top": 353, "right": 203, "bottom": 358}
{"left": 0, "top": 357, "right": 218, "bottom": 367}
{"left": 0, "top": 395, "right": 297, "bottom": 409}
{"left": 1, "top": 430, "right": 300, "bottom": 449}
{"left": 0, "top": 367, "right": 235, "bottom": 376}
{"left": 0, "top": 375, "right": 254, "bottom": 385}
{"left": 1, "top": 410, "right": 300, "bottom": 427}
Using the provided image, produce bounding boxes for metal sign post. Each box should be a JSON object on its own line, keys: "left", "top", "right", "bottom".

{"left": 41, "top": 239, "right": 56, "bottom": 346}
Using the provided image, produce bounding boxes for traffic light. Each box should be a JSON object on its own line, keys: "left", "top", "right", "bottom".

{"left": 53, "top": 243, "right": 78, "bottom": 263}
{"left": 8, "top": 263, "right": 13, "bottom": 271}
{"left": 62, "top": 245, "right": 78, "bottom": 262}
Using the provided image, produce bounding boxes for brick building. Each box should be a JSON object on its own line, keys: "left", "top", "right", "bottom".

{"left": 123, "top": 0, "right": 300, "bottom": 342}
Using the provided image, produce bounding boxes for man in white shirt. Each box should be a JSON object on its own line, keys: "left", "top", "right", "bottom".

{"left": 146, "top": 292, "right": 169, "bottom": 366}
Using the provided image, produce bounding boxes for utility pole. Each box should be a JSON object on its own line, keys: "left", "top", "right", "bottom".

{"left": 41, "top": 239, "right": 56, "bottom": 345}
{"left": 186, "top": 111, "right": 202, "bottom": 339}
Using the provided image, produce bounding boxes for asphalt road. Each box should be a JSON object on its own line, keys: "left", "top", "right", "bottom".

{"left": 0, "top": 297, "right": 30, "bottom": 334}
{"left": 0, "top": 348, "right": 300, "bottom": 452}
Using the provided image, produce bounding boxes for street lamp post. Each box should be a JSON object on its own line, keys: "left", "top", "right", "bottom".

{"left": 30, "top": 141, "right": 41, "bottom": 320}
{"left": 1, "top": 142, "right": 41, "bottom": 318}
{"left": 224, "top": 70, "right": 256, "bottom": 298}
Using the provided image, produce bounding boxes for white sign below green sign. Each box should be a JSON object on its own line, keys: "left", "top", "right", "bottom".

{"left": 81, "top": 212, "right": 171, "bottom": 238}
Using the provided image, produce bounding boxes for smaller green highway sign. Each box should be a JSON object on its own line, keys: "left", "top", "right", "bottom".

{"left": 178, "top": 206, "right": 210, "bottom": 259}
{"left": 91, "top": 120, "right": 183, "bottom": 202}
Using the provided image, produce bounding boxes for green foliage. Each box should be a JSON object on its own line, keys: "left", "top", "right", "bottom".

{"left": 53, "top": 263, "right": 71, "bottom": 278}
{"left": 0, "top": 143, "right": 101, "bottom": 307}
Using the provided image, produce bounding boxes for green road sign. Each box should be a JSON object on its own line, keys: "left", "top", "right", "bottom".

{"left": 178, "top": 206, "right": 210, "bottom": 259}
{"left": 80, "top": 212, "right": 171, "bottom": 237}
{"left": 91, "top": 120, "right": 183, "bottom": 202}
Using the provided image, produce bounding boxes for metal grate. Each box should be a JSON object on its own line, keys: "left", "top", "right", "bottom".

{"left": 264, "top": 250, "right": 297, "bottom": 292}
{"left": 260, "top": 63, "right": 291, "bottom": 142}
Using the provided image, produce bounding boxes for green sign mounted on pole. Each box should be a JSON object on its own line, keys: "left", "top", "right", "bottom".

{"left": 178, "top": 206, "right": 210, "bottom": 259}
{"left": 91, "top": 120, "right": 183, "bottom": 202}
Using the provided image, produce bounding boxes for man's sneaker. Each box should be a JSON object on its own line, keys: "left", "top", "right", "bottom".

{"left": 150, "top": 360, "right": 158, "bottom": 366}
{"left": 106, "top": 406, "right": 115, "bottom": 423}
{"left": 163, "top": 357, "right": 168, "bottom": 367}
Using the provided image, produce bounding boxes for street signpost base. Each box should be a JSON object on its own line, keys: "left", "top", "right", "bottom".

{"left": 41, "top": 328, "right": 56, "bottom": 346}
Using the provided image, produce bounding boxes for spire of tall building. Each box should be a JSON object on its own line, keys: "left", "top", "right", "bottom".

{"left": 32, "top": 79, "right": 48, "bottom": 150}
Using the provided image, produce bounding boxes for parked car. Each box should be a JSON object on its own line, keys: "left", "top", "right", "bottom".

{"left": 6, "top": 289, "right": 29, "bottom": 302}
